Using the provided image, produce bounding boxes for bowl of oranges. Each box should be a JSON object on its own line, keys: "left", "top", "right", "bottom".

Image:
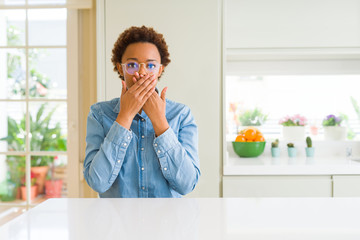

{"left": 232, "top": 127, "right": 266, "bottom": 158}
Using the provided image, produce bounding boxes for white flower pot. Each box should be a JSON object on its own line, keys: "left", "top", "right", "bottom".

{"left": 323, "top": 126, "right": 347, "bottom": 141}
{"left": 282, "top": 126, "right": 305, "bottom": 141}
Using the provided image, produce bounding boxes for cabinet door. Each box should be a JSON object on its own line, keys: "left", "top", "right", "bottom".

{"left": 223, "top": 176, "right": 332, "bottom": 197}
{"left": 226, "top": 0, "right": 360, "bottom": 48}
{"left": 333, "top": 176, "right": 360, "bottom": 197}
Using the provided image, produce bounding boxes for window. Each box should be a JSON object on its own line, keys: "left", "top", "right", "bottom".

{"left": 0, "top": 2, "right": 82, "bottom": 223}
{"left": 225, "top": 60, "right": 360, "bottom": 141}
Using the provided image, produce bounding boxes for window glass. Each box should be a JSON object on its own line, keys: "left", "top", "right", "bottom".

{"left": 226, "top": 75, "right": 360, "bottom": 140}
{"left": 28, "top": 9, "right": 66, "bottom": 46}
{"left": 29, "top": 48, "right": 67, "bottom": 99}
{"left": 0, "top": 10, "right": 26, "bottom": 46}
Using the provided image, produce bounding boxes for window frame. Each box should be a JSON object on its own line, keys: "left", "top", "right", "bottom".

{"left": 0, "top": 7, "right": 79, "bottom": 210}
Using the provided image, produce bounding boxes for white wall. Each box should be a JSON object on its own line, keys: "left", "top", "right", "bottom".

{"left": 98, "top": 0, "right": 222, "bottom": 197}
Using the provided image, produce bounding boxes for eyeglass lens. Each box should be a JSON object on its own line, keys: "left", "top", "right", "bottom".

{"left": 124, "top": 62, "right": 160, "bottom": 75}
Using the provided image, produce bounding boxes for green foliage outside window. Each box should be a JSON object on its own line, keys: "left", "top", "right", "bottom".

{"left": 238, "top": 108, "right": 268, "bottom": 126}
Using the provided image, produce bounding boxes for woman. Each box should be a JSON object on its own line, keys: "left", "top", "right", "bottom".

{"left": 84, "top": 26, "right": 200, "bottom": 198}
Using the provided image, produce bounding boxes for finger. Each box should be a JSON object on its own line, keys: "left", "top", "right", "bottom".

{"left": 139, "top": 78, "right": 157, "bottom": 100}
{"left": 134, "top": 72, "right": 141, "bottom": 81}
{"left": 141, "top": 87, "right": 155, "bottom": 105}
{"left": 133, "top": 73, "right": 155, "bottom": 93}
{"left": 130, "top": 73, "right": 152, "bottom": 92}
{"left": 121, "top": 81, "right": 127, "bottom": 96}
{"left": 161, "top": 87, "right": 168, "bottom": 101}
{"left": 132, "top": 76, "right": 137, "bottom": 83}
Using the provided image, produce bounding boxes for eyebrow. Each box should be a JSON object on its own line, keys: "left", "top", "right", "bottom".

{"left": 126, "top": 58, "right": 158, "bottom": 62}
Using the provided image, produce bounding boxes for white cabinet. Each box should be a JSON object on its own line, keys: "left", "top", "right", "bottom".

{"left": 223, "top": 176, "right": 332, "bottom": 197}
{"left": 226, "top": 0, "right": 360, "bottom": 49}
{"left": 333, "top": 176, "right": 360, "bottom": 197}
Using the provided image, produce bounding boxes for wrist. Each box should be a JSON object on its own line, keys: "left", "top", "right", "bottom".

{"left": 153, "top": 117, "right": 169, "bottom": 137}
{"left": 116, "top": 112, "right": 133, "bottom": 130}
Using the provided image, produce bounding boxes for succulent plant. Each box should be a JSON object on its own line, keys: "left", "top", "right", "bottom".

{"left": 287, "top": 143, "right": 294, "bottom": 148}
{"left": 306, "top": 136, "right": 312, "bottom": 148}
{"left": 271, "top": 139, "right": 279, "bottom": 148}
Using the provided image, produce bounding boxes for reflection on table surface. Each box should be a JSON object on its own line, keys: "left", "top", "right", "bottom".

{"left": 1, "top": 198, "right": 360, "bottom": 240}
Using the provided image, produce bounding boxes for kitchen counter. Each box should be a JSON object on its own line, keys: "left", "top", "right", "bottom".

{"left": 1, "top": 198, "right": 360, "bottom": 240}
{"left": 224, "top": 156, "right": 360, "bottom": 175}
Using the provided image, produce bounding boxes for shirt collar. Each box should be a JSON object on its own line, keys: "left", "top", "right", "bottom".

{"left": 113, "top": 87, "right": 159, "bottom": 114}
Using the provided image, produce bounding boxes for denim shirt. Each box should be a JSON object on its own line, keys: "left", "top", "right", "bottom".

{"left": 84, "top": 97, "right": 200, "bottom": 198}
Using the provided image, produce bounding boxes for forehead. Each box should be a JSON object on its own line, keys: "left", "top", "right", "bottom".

{"left": 121, "top": 42, "right": 161, "bottom": 62}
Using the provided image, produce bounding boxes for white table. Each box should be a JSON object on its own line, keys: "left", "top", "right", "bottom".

{"left": 1, "top": 198, "right": 360, "bottom": 240}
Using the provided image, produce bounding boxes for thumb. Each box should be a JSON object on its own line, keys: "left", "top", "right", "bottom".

{"left": 161, "top": 87, "right": 168, "bottom": 101}
{"left": 121, "top": 81, "right": 127, "bottom": 96}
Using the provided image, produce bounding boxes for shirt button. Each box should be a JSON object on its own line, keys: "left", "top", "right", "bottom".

{"left": 154, "top": 143, "right": 158, "bottom": 147}
{"left": 117, "top": 160, "right": 120, "bottom": 163}
{"left": 123, "top": 143, "right": 127, "bottom": 146}
{"left": 127, "top": 136, "right": 130, "bottom": 139}
{"left": 141, "top": 167, "right": 145, "bottom": 171}
{"left": 142, "top": 187, "right": 145, "bottom": 190}
{"left": 163, "top": 167, "right": 167, "bottom": 171}
{"left": 142, "top": 135, "right": 145, "bottom": 138}
{"left": 141, "top": 119, "right": 145, "bottom": 122}
{"left": 141, "top": 147, "right": 144, "bottom": 151}
{"left": 157, "top": 150, "right": 161, "bottom": 153}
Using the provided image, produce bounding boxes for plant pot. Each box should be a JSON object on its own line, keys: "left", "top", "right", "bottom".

{"left": 282, "top": 126, "right": 305, "bottom": 141}
{"left": 21, "top": 185, "right": 38, "bottom": 201}
{"left": 305, "top": 147, "right": 315, "bottom": 157}
{"left": 287, "top": 147, "right": 297, "bottom": 158}
{"left": 323, "top": 126, "right": 347, "bottom": 141}
{"left": 45, "top": 179, "right": 63, "bottom": 198}
{"left": 31, "top": 166, "right": 49, "bottom": 194}
{"left": 271, "top": 147, "right": 280, "bottom": 158}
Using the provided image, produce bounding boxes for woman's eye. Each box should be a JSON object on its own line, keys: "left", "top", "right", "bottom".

{"left": 147, "top": 63, "right": 156, "bottom": 69}
{"left": 127, "top": 62, "right": 138, "bottom": 68}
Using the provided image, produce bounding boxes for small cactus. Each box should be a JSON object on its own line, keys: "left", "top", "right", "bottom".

{"left": 306, "top": 136, "right": 312, "bottom": 148}
{"left": 271, "top": 139, "right": 279, "bottom": 148}
{"left": 287, "top": 143, "right": 294, "bottom": 148}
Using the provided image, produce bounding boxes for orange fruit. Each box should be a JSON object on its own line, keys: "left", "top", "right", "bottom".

{"left": 244, "top": 128, "right": 257, "bottom": 140}
{"left": 254, "top": 135, "right": 265, "bottom": 142}
{"left": 246, "top": 139, "right": 253, "bottom": 142}
{"left": 235, "top": 134, "right": 246, "bottom": 142}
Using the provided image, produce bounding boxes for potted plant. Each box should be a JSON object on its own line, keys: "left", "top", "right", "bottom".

{"left": 238, "top": 108, "right": 268, "bottom": 128}
{"left": 322, "top": 114, "right": 346, "bottom": 141}
{"left": 287, "top": 143, "right": 297, "bottom": 158}
{"left": 1, "top": 103, "right": 67, "bottom": 196}
{"left": 271, "top": 139, "right": 280, "bottom": 158}
{"left": 45, "top": 161, "right": 63, "bottom": 198}
{"left": 20, "top": 171, "right": 38, "bottom": 201}
{"left": 279, "top": 114, "right": 307, "bottom": 141}
{"left": 305, "top": 136, "right": 315, "bottom": 157}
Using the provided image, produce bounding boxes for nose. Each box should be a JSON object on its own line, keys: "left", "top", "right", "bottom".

{"left": 138, "top": 63, "right": 147, "bottom": 75}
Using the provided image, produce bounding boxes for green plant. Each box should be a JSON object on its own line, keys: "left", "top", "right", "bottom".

{"left": 287, "top": 143, "right": 294, "bottom": 148}
{"left": 339, "top": 113, "right": 356, "bottom": 140}
{"left": 351, "top": 97, "right": 360, "bottom": 120}
{"left": 1, "top": 103, "right": 67, "bottom": 167}
{"left": 271, "top": 139, "right": 279, "bottom": 148}
{"left": 279, "top": 114, "right": 307, "bottom": 126}
{"left": 306, "top": 136, "right": 312, "bottom": 148}
{"left": 322, "top": 114, "right": 343, "bottom": 126}
{"left": 238, "top": 108, "right": 268, "bottom": 126}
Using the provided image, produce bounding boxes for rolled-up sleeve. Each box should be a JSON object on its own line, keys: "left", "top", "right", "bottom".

{"left": 83, "top": 104, "right": 133, "bottom": 194}
{"left": 153, "top": 106, "right": 200, "bottom": 195}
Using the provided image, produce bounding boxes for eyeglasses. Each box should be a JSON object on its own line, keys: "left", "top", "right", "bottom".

{"left": 121, "top": 61, "right": 162, "bottom": 75}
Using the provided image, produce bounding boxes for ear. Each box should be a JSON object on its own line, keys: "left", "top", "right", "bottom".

{"left": 158, "top": 65, "right": 164, "bottom": 78}
{"left": 116, "top": 63, "right": 124, "bottom": 77}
